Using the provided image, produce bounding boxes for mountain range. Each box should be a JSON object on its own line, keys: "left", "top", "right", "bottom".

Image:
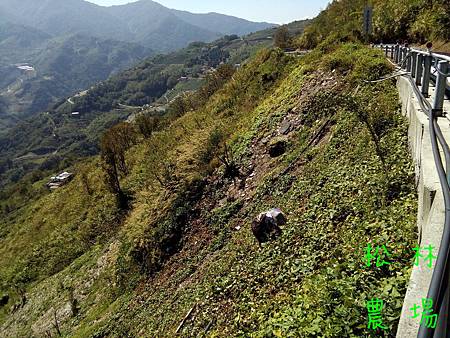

{"left": 0, "top": 0, "right": 275, "bottom": 52}
{"left": 0, "top": 0, "right": 275, "bottom": 129}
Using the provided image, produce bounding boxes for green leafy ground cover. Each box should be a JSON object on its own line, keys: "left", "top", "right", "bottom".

{"left": 0, "top": 42, "right": 417, "bottom": 337}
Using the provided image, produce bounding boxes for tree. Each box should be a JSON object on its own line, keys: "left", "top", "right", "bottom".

{"left": 198, "top": 64, "right": 235, "bottom": 102}
{"left": 167, "top": 96, "right": 190, "bottom": 118}
{"left": 274, "top": 25, "right": 292, "bottom": 50}
{"left": 136, "top": 114, "right": 160, "bottom": 138}
{"left": 100, "top": 122, "right": 136, "bottom": 209}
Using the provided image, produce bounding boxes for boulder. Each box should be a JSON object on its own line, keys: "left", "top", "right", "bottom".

{"left": 251, "top": 208, "right": 287, "bottom": 245}
{"left": 267, "top": 208, "right": 287, "bottom": 225}
{"left": 261, "top": 136, "right": 271, "bottom": 145}
{"left": 279, "top": 121, "right": 292, "bottom": 135}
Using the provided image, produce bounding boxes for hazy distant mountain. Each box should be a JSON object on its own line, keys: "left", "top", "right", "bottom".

{"left": 0, "top": 0, "right": 276, "bottom": 52}
{"left": 0, "top": 0, "right": 275, "bottom": 131}
{"left": 0, "top": 24, "right": 50, "bottom": 50}
{"left": 0, "top": 0, "right": 127, "bottom": 40}
{"left": 0, "top": 26, "right": 149, "bottom": 121}
{"left": 105, "top": 0, "right": 220, "bottom": 51}
{"left": 172, "top": 10, "right": 274, "bottom": 37}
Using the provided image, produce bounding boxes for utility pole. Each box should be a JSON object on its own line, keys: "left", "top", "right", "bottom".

{"left": 363, "top": 2, "right": 373, "bottom": 43}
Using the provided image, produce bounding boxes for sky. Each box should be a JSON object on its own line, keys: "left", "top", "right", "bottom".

{"left": 87, "top": 0, "right": 331, "bottom": 24}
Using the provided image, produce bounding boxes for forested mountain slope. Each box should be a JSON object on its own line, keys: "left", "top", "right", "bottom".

{"left": 0, "top": 29, "right": 284, "bottom": 188}
{"left": 299, "top": 0, "right": 450, "bottom": 48}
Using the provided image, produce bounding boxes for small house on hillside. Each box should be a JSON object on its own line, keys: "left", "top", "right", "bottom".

{"left": 47, "top": 172, "right": 74, "bottom": 190}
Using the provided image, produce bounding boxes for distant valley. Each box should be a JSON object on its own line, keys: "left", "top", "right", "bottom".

{"left": 0, "top": 8, "right": 309, "bottom": 187}
{"left": 0, "top": 25, "right": 149, "bottom": 127}
{"left": 0, "top": 0, "right": 275, "bottom": 132}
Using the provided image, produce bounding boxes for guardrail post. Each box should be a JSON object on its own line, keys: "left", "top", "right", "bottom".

{"left": 422, "top": 55, "right": 432, "bottom": 97}
{"left": 390, "top": 46, "right": 394, "bottom": 59}
{"left": 416, "top": 54, "right": 423, "bottom": 86}
{"left": 385, "top": 45, "right": 389, "bottom": 57}
{"left": 401, "top": 47, "right": 405, "bottom": 67}
{"left": 395, "top": 45, "right": 400, "bottom": 63}
{"left": 411, "top": 52, "right": 417, "bottom": 78}
{"left": 402, "top": 48, "right": 408, "bottom": 70}
{"left": 407, "top": 49, "right": 412, "bottom": 72}
{"left": 433, "top": 60, "right": 449, "bottom": 116}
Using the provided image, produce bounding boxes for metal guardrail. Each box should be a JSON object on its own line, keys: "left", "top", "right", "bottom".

{"left": 378, "top": 44, "right": 450, "bottom": 338}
